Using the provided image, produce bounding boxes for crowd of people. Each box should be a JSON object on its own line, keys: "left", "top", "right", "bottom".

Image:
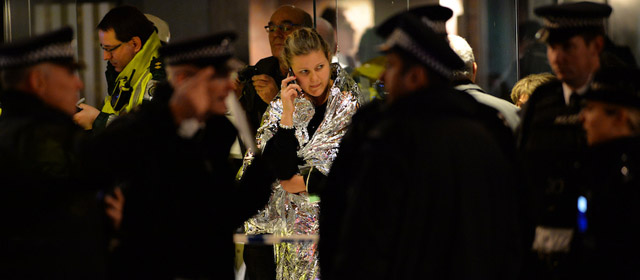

{"left": 1, "top": 1, "right": 639, "bottom": 279}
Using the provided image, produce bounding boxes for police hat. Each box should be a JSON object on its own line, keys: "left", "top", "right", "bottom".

{"left": 583, "top": 67, "right": 640, "bottom": 109}
{"left": 534, "top": 2, "right": 611, "bottom": 44}
{"left": 0, "top": 27, "right": 78, "bottom": 69}
{"left": 160, "top": 31, "right": 236, "bottom": 68}
{"left": 377, "top": 5, "right": 453, "bottom": 38}
{"left": 376, "top": 14, "right": 464, "bottom": 79}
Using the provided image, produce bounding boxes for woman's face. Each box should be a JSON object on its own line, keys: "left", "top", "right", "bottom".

{"left": 580, "top": 100, "right": 619, "bottom": 146}
{"left": 290, "top": 50, "right": 331, "bottom": 98}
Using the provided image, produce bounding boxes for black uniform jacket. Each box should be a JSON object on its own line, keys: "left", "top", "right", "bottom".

{"left": 86, "top": 83, "right": 273, "bottom": 279}
{"left": 516, "top": 80, "right": 587, "bottom": 278}
{"left": 574, "top": 136, "right": 640, "bottom": 279}
{"left": 320, "top": 86, "right": 524, "bottom": 279}
{"left": 0, "top": 91, "right": 106, "bottom": 279}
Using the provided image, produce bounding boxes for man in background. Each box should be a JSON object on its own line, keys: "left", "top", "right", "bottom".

{"left": 237, "top": 5, "right": 312, "bottom": 135}
{"left": 448, "top": 34, "right": 520, "bottom": 131}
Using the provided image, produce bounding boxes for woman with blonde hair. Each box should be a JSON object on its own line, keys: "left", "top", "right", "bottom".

{"left": 510, "top": 72, "right": 556, "bottom": 107}
{"left": 241, "top": 27, "right": 361, "bottom": 279}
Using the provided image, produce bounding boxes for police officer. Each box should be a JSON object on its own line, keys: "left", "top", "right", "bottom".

{"left": 320, "top": 13, "right": 523, "bottom": 279}
{"left": 576, "top": 67, "right": 640, "bottom": 279}
{"left": 0, "top": 27, "right": 106, "bottom": 279}
{"left": 86, "top": 31, "right": 273, "bottom": 279}
{"left": 517, "top": 2, "right": 612, "bottom": 278}
{"left": 73, "top": 5, "right": 166, "bottom": 133}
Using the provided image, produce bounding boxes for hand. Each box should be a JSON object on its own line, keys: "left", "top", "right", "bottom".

{"left": 104, "top": 187, "right": 125, "bottom": 230}
{"left": 169, "top": 67, "right": 215, "bottom": 123}
{"left": 280, "top": 175, "right": 307, "bottom": 194}
{"left": 252, "top": 74, "right": 279, "bottom": 103}
{"left": 279, "top": 75, "right": 302, "bottom": 127}
{"left": 73, "top": 103, "right": 100, "bottom": 130}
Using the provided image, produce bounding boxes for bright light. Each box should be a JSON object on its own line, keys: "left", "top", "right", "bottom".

{"left": 439, "top": 0, "right": 464, "bottom": 35}
{"left": 578, "top": 196, "right": 587, "bottom": 214}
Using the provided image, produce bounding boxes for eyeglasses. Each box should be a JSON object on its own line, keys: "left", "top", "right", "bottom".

{"left": 100, "top": 43, "right": 123, "bottom": 53}
{"left": 264, "top": 23, "right": 301, "bottom": 33}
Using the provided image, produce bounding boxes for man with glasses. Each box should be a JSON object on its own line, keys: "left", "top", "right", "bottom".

{"left": 237, "top": 5, "right": 312, "bottom": 135}
{"left": 73, "top": 5, "right": 165, "bottom": 133}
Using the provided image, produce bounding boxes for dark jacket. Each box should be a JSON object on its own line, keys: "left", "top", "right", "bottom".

{"left": 239, "top": 56, "right": 285, "bottom": 134}
{"left": 320, "top": 86, "right": 524, "bottom": 279}
{"left": 517, "top": 80, "right": 587, "bottom": 278}
{"left": 0, "top": 90, "right": 106, "bottom": 279}
{"left": 87, "top": 83, "right": 273, "bottom": 279}
{"left": 574, "top": 136, "right": 640, "bottom": 279}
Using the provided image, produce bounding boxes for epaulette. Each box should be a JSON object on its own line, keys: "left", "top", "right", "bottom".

{"left": 149, "top": 56, "right": 166, "bottom": 82}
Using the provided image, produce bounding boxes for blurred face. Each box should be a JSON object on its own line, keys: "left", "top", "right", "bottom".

{"left": 290, "top": 50, "right": 331, "bottom": 99}
{"left": 169, "top": 64, "right": 234, "bottom": 116}
{"left": 381, "top": 52, "right": 408, "bottom": 102}
{"left": 547, "top": 35, "right": 601, "bottom": 89}
{"left": 99, "top": 28, "right": 138, "bottom": 72}
{"left": 268, "top": 7, "right": 305, "bottom": 58}
{"left": 37, "top": 63, "right": 84, "bottom": 116}
{"left": 580, "top": 101, "right": 619, "bottom": 145}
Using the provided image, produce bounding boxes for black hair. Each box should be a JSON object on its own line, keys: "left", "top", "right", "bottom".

{"left": 97, "top": 5, "right": 155, "bottom": 45}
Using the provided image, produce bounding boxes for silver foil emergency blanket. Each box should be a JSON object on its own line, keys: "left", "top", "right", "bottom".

{"left": 241, "top": 63, "right": 360, "bottom": 280}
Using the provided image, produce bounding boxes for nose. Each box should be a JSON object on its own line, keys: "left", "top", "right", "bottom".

{"left": 310, "top": 71, "right": 319, "bottom": 83}
{"left": 103, "top": 50, "right": 111, "bottom": 61}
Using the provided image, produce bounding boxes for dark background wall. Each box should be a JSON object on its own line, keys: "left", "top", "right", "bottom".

{"left": 122, "top": 0, "right": 250, "bottom": 64}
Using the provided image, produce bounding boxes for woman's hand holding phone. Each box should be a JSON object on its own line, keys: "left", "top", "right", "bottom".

{"left": 280, "top": 69, "right": 302, "bottom": 127}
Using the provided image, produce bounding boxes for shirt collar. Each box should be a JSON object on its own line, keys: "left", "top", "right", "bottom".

{"left": 562, "top": 77, "right": 592, "bottom": 105}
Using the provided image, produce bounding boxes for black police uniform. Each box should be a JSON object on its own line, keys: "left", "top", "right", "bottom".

{"left": 0, "top": 27, "right": 106, "bottom": 279}
{"left": 86, "top": 32, "right": 274, "bottom": 280}
{"left": 320, "top": 13, "right": 524, "bottom": 279}
{"left": 572, "top": 67, "right": 640, "bottom": 279}
{"left": 517, "top": 2, "right": 615, "bottom": 278}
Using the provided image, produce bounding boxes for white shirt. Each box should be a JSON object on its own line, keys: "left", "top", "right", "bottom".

{"left": 562, "top": 80, "right": 591, "bottom": 105}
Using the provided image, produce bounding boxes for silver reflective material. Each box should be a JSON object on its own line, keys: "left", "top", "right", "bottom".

{"left": 242, "top": 64, "right": 360, "bottom": 279}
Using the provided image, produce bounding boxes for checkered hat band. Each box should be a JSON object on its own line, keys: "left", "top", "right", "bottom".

{"left": 543, "top": 17, "right": 605, "bottom": 29}
{"left": 0, "top": 42, "right": 74, "bottom": 68}
{"left": 383, "top": 28, "right": 453, "bottom": 78}
{"left": 165, "top": 42, "right": 233, "bottom": 65}
{"left": 422, "top": 18, "right": 447, "bottom": 34}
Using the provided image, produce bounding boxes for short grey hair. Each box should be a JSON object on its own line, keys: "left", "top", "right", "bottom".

{"left": 447, "top": 34, "right": 475, "bottom": 81}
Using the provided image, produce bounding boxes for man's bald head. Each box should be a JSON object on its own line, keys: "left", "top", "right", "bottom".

{"left": 268, "top": 5, "right": 312, "bottom": 58}
{"left": 316, "top": 17, "right": 337, "bottom": 55}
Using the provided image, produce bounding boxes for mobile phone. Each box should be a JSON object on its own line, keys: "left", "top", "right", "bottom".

{"left": 287, "top": 67, "right": 302, "bottom": 97}
{"left": 287, "top": 67, "right": 296, "bottom": 85}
